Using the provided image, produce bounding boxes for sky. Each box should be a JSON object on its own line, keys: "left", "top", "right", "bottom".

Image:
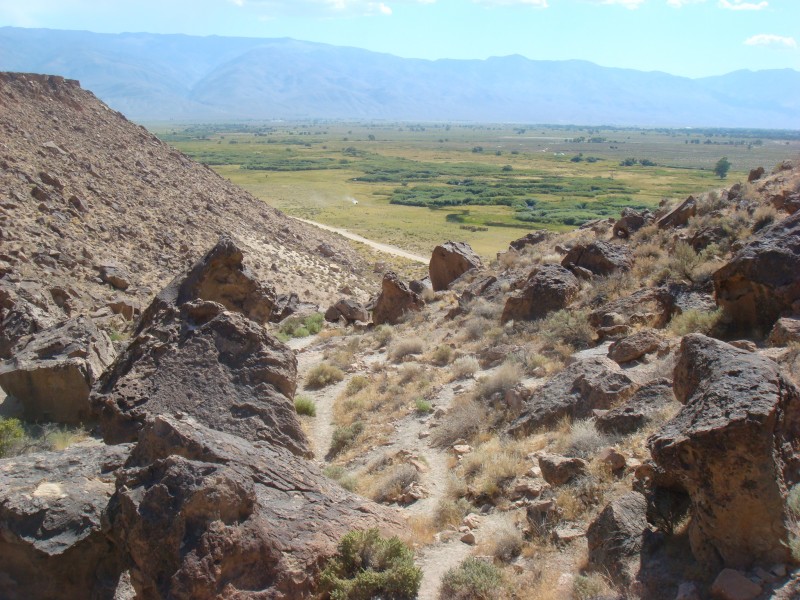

{"left": 0, "top": 0, "right": 798, "bottom": 78}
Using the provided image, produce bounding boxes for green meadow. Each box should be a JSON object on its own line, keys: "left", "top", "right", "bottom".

{"left": 154, "top": 122, "right": 800, "bottom": 258}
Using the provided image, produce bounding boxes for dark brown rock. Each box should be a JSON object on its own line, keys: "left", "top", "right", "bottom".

{"left": 501, "top": 263, "right": 579, "bottom": 323}
{"left": 607, "top": 329, "right": 666, "bottom": 364}
{"left": 429, "top": 241, "right": 483, "bottom": 291}
{"left": 589, "top": 288, "right": 674, "bottom": 332}
{"left": 657, "top": 196, "right": 697, "bottom": 229}
{"left": 747, "top": 166, "right": 765, "bottom": 183}
{"left": 595, "top": 379, "right": 676, "bottom": 435}
{"left": 713, "top": 211, "right": 800, "bottom": 335}
{"left": 333, "top": 298, "right": 369, "bottom": 323}
{"left": 0, "top": 316, "right": 115, "bottom": 424}
{"left": 408, "top": 276, "right": 433, "bottom": 295}
{"left": 613, "top": 208, "right": 652, "bottom": 239}
{"left": 97, "top": 262, "right": 132, "bottom": 291}
{"left": 0, "top": 442, "right": 131, "bottom": 600}
{"left": 649, "top": 334, "right": 800, "bottom": 569}
{"left": 561, "top": 241, "right": 632, "bottom": 276}
{"left": 372, "top": 271, "right": 423, "bottom": 325}
{"left": 0, "top": 279, "right": 64, "bottom": 359}
{"left": 107, "top": 415, "right": 403, "bottom": 600}
{"left": 587, "top": 492, "right": 648, "bottom": 585}
{"left": 509, "top": 230, "right": 553, "bottom": 251}
{"left": 508, "top": 357, "right": 638, "bottom": 437}
{"left": 93, "top": 299, "right": 308, "bottom": 456}
{"left": 538, "top": 454, "right": 588, "bottom": 486}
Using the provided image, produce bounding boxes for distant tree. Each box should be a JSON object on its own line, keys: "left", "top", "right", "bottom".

{"left": 714, "top": 157, "right": 732, "bottom": 179}
{"left": 368, "top": 134, "right": 376, "bottom": 141}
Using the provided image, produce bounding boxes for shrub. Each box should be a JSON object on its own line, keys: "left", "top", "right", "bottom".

{"left": 752, "top": 205, "right": 778, "bottom": 233}
{"left": 0, "top": 417, "right": 25, "bottom": 458}
{"left": 345, "top": 375, "right": 370, "bottom": 396}
{"left": 668, "top": 308, "right": 723, "bottom": 336}
{"left": 324, "top": 465, "right": 358, "bottom": 492}
{"left": 373, "top": 324, "right": 394, "bottom": 348}
{"left": 439, "top": 558, "right": 504, "bottom": 600}
{"left": 372, "top": 463, "right": 419, "bottom": 504}
{"left": 40, "top": 424, "right": 87, "bottom": 451}
{"left": 415, "top": 398, "right": 433, "bottom": 414}
{"left": 434, "top": 497, "right": 472, "bottom": 529}
{"left": 537, "top": 309, "right": 594, "bottom": 350}
{"left": 490, "top": 523, "right": 524, "bottom": 563}
{"left": 305, "top": 363, "right": 345, "bottom": 389}
{"left": 451, "top": 356, "right": 479, "bottom": 380}
{"left": 665, "top": 241, "right": 702, "bottom": 283}
{"left": 294, "top": 395, "right": 316, "bottom": 417}
{"left": 560, "top": 419, "right": 609, "bottom": 458}
{"left": 474, "top": 363, "right": 521, "bottom": 401}
{"left": 572, "top": 573, "right": 613, "bottom": 600}
{"left": 320, "top": 529, "right": 421, "bottom": 600}
{"left": 329, "top": 422, "right": 365, "bottom": 457}
{"left": 463, "top": 317, "right": 493, "bottom": 341}
{"left": 390, "top": 337, "right": 425, "bottom": 363}
{"left": 431, "top": 400, "right": 485, "bottom": 448}
{"left": 431, "top": 344, "right": 454, "bottom": 366}
{"left": 277, "top": 312, "right": 324, "bottom": 341}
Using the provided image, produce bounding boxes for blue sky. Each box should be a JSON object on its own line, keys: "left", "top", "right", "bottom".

{"left": 0, "top": 0, "right": 797, "bottom": 77}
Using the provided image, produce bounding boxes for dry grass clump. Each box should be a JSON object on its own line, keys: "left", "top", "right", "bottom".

{"left": 397, "top": 363, "right": 424, "bottom": 384}
{"left": 430, "top": 344, "right": 454, "bottom": 366}
{"left": 439, "top": 557, "right": 507, "bottom": 600}
{"left": 462, "top": 316, "right": 493, "bottom": 342}
{"left": 668, "top": 308, "right": 723, "bottom": 336}
{"left": 294, "top": 395, "right": 316, "bottom": 417}
{"left": 323, "top": 465, "right": 358, "bottom": 492}
{"left": 751, "top": 204, "right": 779, "bottom": 233}
{"left": 390, "top": 336, "right": 425, "bottom": 362}
{"left": 368, "top": 462, "right": 420, "bottom": 504}
{"left": 434, "top": 496, "right": 473, "bottom": 529}
{"left": 536, "top": 309, "right": 594, "bottom": 351}
{"left": 329, "top": 421, "right": 365, "bottom": 457}
{"left": 324, "top": 337, "right": 361, "bottom": 371}
{"left": 458, "top": 437, "right": 527, "bottom": 501}
{"left": 555, "top": 475, "right": 606, "bottom": 521}
{"left": 345, "top": 375, "right": 370, "bottom": 396}
{"left": 474, "top": 362, "right": 522, "bottom": 402}
{"left": 305, "top": 362, "right": 345, "bottom": 389}
{"left": 551, "top": 419, "right": 610, "bottom": 459}
{"left": 372, "top": 324, "right": 394, "bottom": 348}
{"left": 572, "top": 573, "right": 615, "bottom": 600}
{"left": 584, "top": 271, "right": 635, "bottom": 306}
{"left": 450, "top": 356, "right": 479, "bottom": 380}
{"left": 471, "top": 298, "right": 502, "bottom": 320}
{"left": 487, "top": 519, "right": 525, "bottom": 563}
{"left": 431, "top": 398, "right": 485, "bottom": 448}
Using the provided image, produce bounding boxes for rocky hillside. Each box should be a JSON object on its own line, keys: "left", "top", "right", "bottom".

{"left": 0, "top": 72, "right": 375, "bottom": 357}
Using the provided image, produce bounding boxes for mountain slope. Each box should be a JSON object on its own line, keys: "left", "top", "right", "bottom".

{"left": 1, "top": 27, "right": 798, "bottom": 128}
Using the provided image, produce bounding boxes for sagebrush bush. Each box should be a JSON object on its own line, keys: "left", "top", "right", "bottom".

{"left": 373, "top": 324, "right": 394, "bottom": 348}
{"left": 390, "top": 337, "right": 425, "bottom": 362}
{"left": 559, "top": 419, "right": 609, "bottom": 458}
{"left": 305, "top": 363, "right": 345, "bottom": 389}
{"left": 320, "top": 529, "right": 421, "bottom": 600}
{"left": 572, "top": 573, "right": 613, "bottom": 600}
{"left": 668, "top": 308, "right": 723, "bottom": 336}
{"left": 415, "top": 398, "right": 433, "bottom": 413}
{"left": 371, "top": 463, "right": 419, "bottom": 504}
{"left": 490, "top": 522, "right": 524, "bottom": 563}
{"left": 329, "top": 422, "right": 365, "bottom": 457}
{"left": 463, "top": 316, "right": 493, "bottom": 342}
{"left": 439, "top": 558, "right": 504, "bottom": 600}
{"left": 324, "top": 465, "right": 358, "bottom": 492}
{"left": 537, "top": 309, "right": 594, "bottom": 350}
{"left": 294, "top": 395, "right": 316, "bottom": 417}
{"left": 276, "top": 313, "right": 324, "bottom": 341}
{"left": 434, "top": 497, "right": 472, "bottom": 529}
{"left": 752, "top": 205, "right": 778, "bottom": 232}
{"left": 431, "top": 344, "right": 454, "bottom": 366}
{"left": 474, "top": 362, "right": 521, "bottom": 401}
{"left": 451, "top": 356, "right": 479, "bottom": 380}
{"left": 0, "top": 417, "right": 25, "bottom": 458}
{"left": 345, "top": 375, "right": 370, "bottom": 396}
{"left": 431, "top": 399, "right": 485, "bottom": 448}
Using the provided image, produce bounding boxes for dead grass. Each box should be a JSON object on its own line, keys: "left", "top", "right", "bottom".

{"left": 390, "top": 336, "right": 425, "bottom": 362}
{"left": 474, "top": 362, "right": 522, "bottom": 402}
{"left": 430, "top": 344, "right": 454, "bottom": 366}
{"left": 450, "top": 356, "right": 480, "bottom": 380}
{"left": 457, "top": 437, "right": 528, "bottom": 501}
{"left": 430, "top": 398, "right": 486, "bottom": 448}
{"left": 305, "top": 363, "right": 345, "bottom": 389}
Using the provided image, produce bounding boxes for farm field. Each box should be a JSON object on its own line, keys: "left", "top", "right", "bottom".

{"left": 154, "top": 122, "right": 800, "bottom": 258}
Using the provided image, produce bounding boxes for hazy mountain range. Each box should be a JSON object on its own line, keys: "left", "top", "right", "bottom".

{"left": 1, "top": 26, "right": 798, "bottom": 128}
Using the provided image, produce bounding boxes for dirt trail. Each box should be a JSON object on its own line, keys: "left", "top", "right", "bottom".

{"left": 290, "top": 217, "right": 428, "bottom": 264}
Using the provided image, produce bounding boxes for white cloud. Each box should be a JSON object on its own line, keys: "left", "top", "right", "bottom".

{"left": 719, "top": 0, "right": 768, "bottom": 10}
{"left": 472, "top": 0, "right": 549, "bottom": 6}
{"left": 666, "top": 0, "right": 706, "bottom": 7}
{"left": 744, "top": 34, "right": 797, "bottom": 48}
{"left": 587, "top": 0, "right": 645, "bottom": 9}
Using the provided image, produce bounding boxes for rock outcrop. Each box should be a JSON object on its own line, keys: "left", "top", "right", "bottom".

{"left": 561, "top": 241, "right": 632, "bottom": 276}
{"left": 0, "top": 316, "right": 115, "bottom": 424}
{"left": 108, "top": 415, "right": 404, "bottom": 599}
{"left": 649, "top": 334, "right": 800, "bottom": 569}
{"left": 325, "top": 298, "right": 369, "bottom": 324}
{"left": 713, "top": 210, "right": 800, "bottom": 335}
{"left": 613, "top": 208, "right": 652, "bottom": 239}
{"left": 0, "top": 279, "right": 64, "bottom": 359}
{"left": 595, "top": 378, "right": 676, "bottom": 435}
{"left": 657, "top": 195, "right": 696, "bottom": 229}
{"left": 587, "top": 491, "right": 648, "bottom": 586}
{"left": 508, "top": 230, "right": 553, "bottom": 251}
{"left": 0, "top": 442, "right": 131, "bottom": 600}
{"left": 589, "top": 288, "right": 673, "bottom": 335}
{"left": 607, "top": 329, "right": 666, "bottom": 364}
{"left": 508, "top": 357, "right": 638, "bottom": 437}
{"left": 372, "top": 271, "right": 423, "bottom": 325}
{"left": 769, "top": 316, "right": 800, "bottom": 346}
{"left": 500, "top": 263, "right": 579, "bottom": 323}
{"left": 429, "top": 241, "right": 483, "bottom": 291}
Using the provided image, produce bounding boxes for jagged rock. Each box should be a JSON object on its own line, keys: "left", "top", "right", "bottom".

{"left": 429, "top": 241, "right": 483, "bottom": 291}
{"left": 587, "top": 492, "right": 648, "bottom": 586}
{"left": 372, "top": 271, "right": 423, "bottom": 325}
{"left": 607, "top": 329, "right": 666, "bottom": 364}
{"left": 561, "top": 241, "right": 632, "bottom": 276}
{"left": 271, "top": 292, "right": 300, "bottom": 322}
{"left": 409, "top": 276, "right": 433, "bottom": 295}
{"left": 93, "top": 299, "right": 308, "bottom": 456}
{"left": 538, "top": 454, "right": 587, "bottom": 485}
{"left": 97, "top": 262, "right": 132, "bottom": 291}
{"left": 657, "top": 196, "right": 697, "bottom": 229}
{"left": 597, "top": 447, "right": 626, "bottom": 472}
{"left": 713, "top": 210, "right": 800, "bottom": 335}
{"left": 317, "top": 242, "right": 336, "bottom": 258}
{"left": 329, "top": 298, "right": 369, "bottom": 323}
{"left": 664, "top": 282, "right": 716, "bottom": 316}
{"left": 508, "top": 357, "right": 638, "bottom": 437}
{"left": 589, "top": 288, "right": 673, "bottom": 332}
{"left": 0, "top": 442, "right": 131, "bottom": 600}
{"left": 501, "top": 264, "right": 579, "bottom": 323}
{"left": 107, "top": 415, "right": 403, "bottom": 600}
{"left": 0, "top": 280, "right": 64, "bottom": 359}
{"left": 748, "top": 166, "right": 765, "bottom": 182}
{"left": 148, "top": 236, "right": 276, "bottom": 326}
{"left": 613, "top": 208, "right": 652, "bottom": 239}
{"left": 595, "top": 379, "right": 676, "bottom": 435}
{"left": 107, "top": 296, "right": 140, "bottom": 321}
{"left": 0, "top": 316, "right": 115, "bottom": 424}
{"left": 689, "top": 225, "right": 727, "bottom": 252}
{"left": 711, "top": 569, "right": 762, "bottom": 600}
{"left": 509, "top": 230, "right": 553, "bottom": 251}
{"left": 649, "top": 334, "right": 800, "bottom": 570}
{"left": 769, "top": 316, "right": 800, "bottom": 346}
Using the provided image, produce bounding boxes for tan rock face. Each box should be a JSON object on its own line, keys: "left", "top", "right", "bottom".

{"left": 649, "top": 334, "right": 800, "bottom": 570}
{"left": 713, "top": 209, "right": 800, "bottom": 335}
{"left": 372, "top": 271, "right": 423, "bottom": 325}
{"left": 0, "top": 316, "right": 115, "bottom": 424}
{"left": 429, "top": 241, "right": 483, "bottom": 291}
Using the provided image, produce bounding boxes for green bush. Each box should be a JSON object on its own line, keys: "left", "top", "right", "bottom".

{"left": 0, "top": 417, "right": 25, "bottom": 458}
{"left": 537, "top": 309, "right": 595, "bottom": 350}
{"left": 277, "top": 312, "right": 324, "bottom": 341}
{"left": 305, "top": 363, "right": 345, "bottom": 389}
{"left": 415, "top": 398, "right": 433, "bottom": 414}
{"left": 668, "top": 308, "right": 723, "bottom": 336}
{"left": 294, "top": 395, "right": 316, "bottom": 417}
{"left": 320, "top": 529, "right": 421, "bottom": 600}
{"left": 345, "top": 375, "right": 370, "bottom": 396}
{"left": 324, "top": 465, "right": 358, "bottom": 492}
{"left": 329, "top": 422, "right": 365, "bottom": 457}
{"left": 431, "top": 344, "right": 454, "bottom": 366}
{"left": 439, "top": 558, "right": 504, "bottom": 600}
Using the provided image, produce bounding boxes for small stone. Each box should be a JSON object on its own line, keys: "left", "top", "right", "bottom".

{"left": 452, "top": 444, "right": 472, "bottom": 456}
{"left": 418, "top": 431, "right": 430, "bottom": 439}
{"left": 463, "top": 513, "right": 481, "bottom": 529}
{"left": 551, "top": 526, "right": 585, "bottom": 544}
{"left": 753, "top": 567, "right": 777, "bottom": 584}
{"left": 597, "top": 447, "right": 626, "bottom": 472}
{"left": 711, "top": 569, "right": 762, "bottom": 600}
{"left": 460, "top": 531, "right": 476, "bottom": 545}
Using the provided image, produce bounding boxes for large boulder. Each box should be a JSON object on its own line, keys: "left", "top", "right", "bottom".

{"left": 713, "top": 210, "right": 800, "bottom": 335}
{"left": 769, "top": 316, "right": 800, "bottom": 346}
{"left": 607, "top": 329, "right": 666, "bottom": 364}
{"left": 587, "top": 492, "right": 648, "bottom": 586}
{"left": 372, "top": 271, "right": 423, "bottom": 325}
{"left": 508, "top": 357, "right": 638, "bottom": 437}
{"left": 0, "top": 316, "right": 115, "bottom": 424}
{"left": 561, "top": 241, "right": 632, "bottom": 276}
{"left": 325, "top": 298, "right": 369, "bottom": 324}
{"left": 538, "top": 454, "right": 588, "bottom": 486}
{"left": 0, "top": 442, "right": 131, "bottom": 600}
{"left": 649, "top": 334, "right": 800, "bottom": 570}
{"left": 595, "top": 378, "right": 676, "bottom": 435}
{"left": 107, "top": 415, "right": 404, "bottom": 600}
{"left": 0, "top": 280, "right": 64, "bottom": 359}
{"left": 613, "top": 208, "right": 652, "bottom": 239}
{"left": 93, "top": 300, "right": 308, "bottom": 456}
{"left": 501, "top": 264, "right": 579, "bottom": 323}
{"left": 656, "top": 196, "right": 696, "bottom": 230}
{"left": 429, "top": 241, "right": 483, "bottom": 291}
{"left": 509, "top": 230, "right": 553, "bottom": 251}
{"left": 589, "top": 288, "right": 674, "bottom": 333}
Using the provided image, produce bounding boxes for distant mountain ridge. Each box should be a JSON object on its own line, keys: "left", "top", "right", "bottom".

{"left": 1, "top": 26, "right": 798, "bottom": 128}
